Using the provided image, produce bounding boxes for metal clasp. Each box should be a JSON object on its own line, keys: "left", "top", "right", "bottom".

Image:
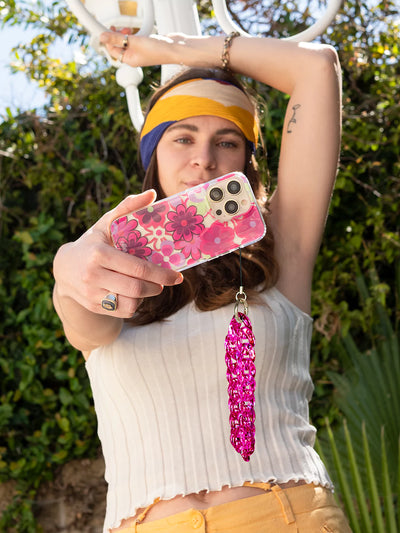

{"left": 234, "top": 286, "right": 248, "bottom": 322}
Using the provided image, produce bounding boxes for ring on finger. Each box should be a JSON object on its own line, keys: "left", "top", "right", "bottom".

{"left": 122, "top": 35, "right": 129, "bottom": 49}
{"left": 101, "top": 293, "right": 118, "bottom": 312}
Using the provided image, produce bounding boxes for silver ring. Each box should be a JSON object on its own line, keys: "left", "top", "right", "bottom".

{"left": 101, "top": 293, "right": 118, "bottom": 312}
{"left": 122, "top": 35, "right": 129, "bottom": 49}
{"left": 118, "top": 50, "right": 125, "bottom": 63}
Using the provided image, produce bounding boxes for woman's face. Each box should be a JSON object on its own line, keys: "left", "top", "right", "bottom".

{"left": 156, "top": 115, "right": 247, "bottom": 197}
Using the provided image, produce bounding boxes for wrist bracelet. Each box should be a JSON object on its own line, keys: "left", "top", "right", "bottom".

{"left": 221, "top": 31, "right": 240, "bottom": 71}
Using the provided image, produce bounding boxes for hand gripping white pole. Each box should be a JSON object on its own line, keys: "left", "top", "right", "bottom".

{"left": 66, "top": 0, "right": 343, "bottom": 132}
{"left": 66, "top": 0, "right": 157, "bottom": 129}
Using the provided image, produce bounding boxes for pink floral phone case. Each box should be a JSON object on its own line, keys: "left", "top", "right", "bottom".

{"left": 110, "top": 172, "right": 266, "bottom": 271}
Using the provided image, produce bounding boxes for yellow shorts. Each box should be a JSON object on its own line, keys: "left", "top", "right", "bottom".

{"left": 122, "top": 482, "right": 352, "bottom": 532}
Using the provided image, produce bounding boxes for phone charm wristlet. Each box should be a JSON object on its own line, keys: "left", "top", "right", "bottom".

{"left": 225, "top": 248, "right": 256, "bottom": 461}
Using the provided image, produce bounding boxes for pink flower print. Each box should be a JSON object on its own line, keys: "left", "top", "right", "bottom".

{"left": 111, "top": 216, "right": 138, "bottom": 244}
{"left": 160, "top": 241, "right": 174, "bottom": 257}
{"left": 165, "top": 204, "right": 204, "bottom": 242}
{"left": 151, "top": 241, "right": 185, "bottom": 269}
{"left": 200, "top": 223, "right": 236, "bottom": 257}
{"left": 145, "top": 226, "right": 167, "bottom": 251}
{"left": 151, "top": 252, "right": 167, "bottom": 267}
{"left": 186, "top": 185, "right": 210, "bottom": 204}
{"left": 136, "top": 203, "right": 167, "bottom": 228}
{"left": 233, "top": 206, "right": 265, "bottom": 242}
{"left": 175, "top": 234, "right": 202, "bottom": 261}
{"left": 118, "top": 230, "right": 152, "bottom": 259}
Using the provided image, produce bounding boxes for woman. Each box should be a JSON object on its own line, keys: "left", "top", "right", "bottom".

{"left": 53, "top": 30, "right": 350, "bottom": 533}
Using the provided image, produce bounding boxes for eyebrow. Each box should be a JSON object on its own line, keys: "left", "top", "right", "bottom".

{"left": 166, "top": 123, "right": 244, "bottom": 138}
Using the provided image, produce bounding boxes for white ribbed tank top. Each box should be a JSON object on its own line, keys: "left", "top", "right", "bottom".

{"left": 86, "top": 287, "right": 333, "bottom": 532}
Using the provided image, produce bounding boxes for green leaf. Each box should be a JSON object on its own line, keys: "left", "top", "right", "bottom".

{"left": 381, "top": 428, "right": 397, "bottom": 533}
{"left": 362, "top": 423, "right": 385, "bottom": 531}
{"left": 343, "top": 420, "right": 372, "bottom": 533}
{"left": 59, "top": 387, "right": 73, "bottom": 405}
{"left": 325, "top": 419, "right": 361, "bottom": 533}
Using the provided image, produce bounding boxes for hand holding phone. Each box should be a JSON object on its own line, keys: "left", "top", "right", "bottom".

{"left": 110, "top": 172, "right": 266, "bottom": 271}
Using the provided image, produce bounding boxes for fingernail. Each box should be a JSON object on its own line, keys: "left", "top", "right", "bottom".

{"left": 175, "top": 273, "right": 184, "bottom": 285}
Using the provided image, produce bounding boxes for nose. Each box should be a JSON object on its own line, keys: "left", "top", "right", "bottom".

{"left": 191, "top": 142, "right": 217, "bottom": 170}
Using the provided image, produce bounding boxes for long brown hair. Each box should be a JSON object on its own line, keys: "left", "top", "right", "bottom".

{"left": 130, "top": 67, "right": 278, "bottom": 325}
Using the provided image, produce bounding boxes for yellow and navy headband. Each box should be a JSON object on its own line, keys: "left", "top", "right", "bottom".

{"left": 139, "top": 78, "right": 258, "bottom": 170}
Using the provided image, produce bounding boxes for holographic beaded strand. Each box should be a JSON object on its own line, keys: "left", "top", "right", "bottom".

{"left": 224, "top": 249, "right": 256, "bottom": 461}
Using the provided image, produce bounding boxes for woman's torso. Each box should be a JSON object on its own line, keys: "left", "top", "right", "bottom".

{"left": 86, "top": 287, "right": 332, "bottom": 532}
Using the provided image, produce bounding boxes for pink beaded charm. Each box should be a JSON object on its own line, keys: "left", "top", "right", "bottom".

{"left": 225, "top": 297, "right": 256, "bottom": 462}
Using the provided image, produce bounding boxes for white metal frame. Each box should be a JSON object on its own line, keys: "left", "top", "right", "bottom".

{"left": 211, "top": 0, "right": 342, "bottom": 42}
{"left": 66, "top": 0, "right": 342, "bottom": 131}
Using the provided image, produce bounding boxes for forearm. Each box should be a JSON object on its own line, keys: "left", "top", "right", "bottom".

{"left": 103, "top": 31, "right": 339, "bottom": 96}
{"left": 165, "top": 34, "right": 337, "bottom": 95}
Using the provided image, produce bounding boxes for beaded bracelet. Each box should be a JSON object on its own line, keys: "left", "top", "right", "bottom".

{"left": 221, "top": 31, "right": 240, "bottom": 71}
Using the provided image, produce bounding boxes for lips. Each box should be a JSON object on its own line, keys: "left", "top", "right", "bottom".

{"left": 184, "top": 176, "right": 215, "bottom": 188}
{"left": 184, "top": 181, "right": 205, "bottom": 188}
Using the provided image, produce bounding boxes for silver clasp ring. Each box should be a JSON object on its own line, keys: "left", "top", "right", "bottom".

{"left": 234, "top": 286, "right": 248, "bottom": 322}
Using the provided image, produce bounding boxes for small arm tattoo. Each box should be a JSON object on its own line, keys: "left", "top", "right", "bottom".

{"left": 287, "top": 104, "right": 301, "bottom": 133}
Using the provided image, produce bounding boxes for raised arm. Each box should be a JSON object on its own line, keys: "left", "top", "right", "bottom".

{"left": 229, "top": 40, "right": 341, "bottom": 311}
{"left": 102, "top": 33, "right": 342, "bottom": 312}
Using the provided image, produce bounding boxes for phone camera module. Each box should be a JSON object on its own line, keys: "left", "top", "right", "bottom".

{"left": 225, "top": 200, "right": 239, "bottom": 215}
{"left": 209, "top": 187, "right": 224, "bottom": 202}
{"left": 227, "top": 180, "right": 241, "bottom": 195}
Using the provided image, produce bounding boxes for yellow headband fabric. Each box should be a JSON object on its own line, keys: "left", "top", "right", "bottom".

{"left": 140, "top": 78, "right": 258, "bottom": 169}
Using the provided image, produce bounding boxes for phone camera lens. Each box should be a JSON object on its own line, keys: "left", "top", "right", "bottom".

{"left": 225, "top": 200, "right": 239, "bottom": 214}
{"left": 210, "top": 187, "right": 224, "bottom": 201}
{"left": 227, "top": 180, "right": 241, "bottom": 195}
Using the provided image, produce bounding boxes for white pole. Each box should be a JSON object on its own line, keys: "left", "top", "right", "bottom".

{"left": 153, "top": 0, "right": 202, "bottom": 83}
{"left": 211, "top": 0, "right": 342, "bottom": 42}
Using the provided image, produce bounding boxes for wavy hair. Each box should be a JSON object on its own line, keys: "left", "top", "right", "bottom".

{"left": 129, "top": 67, "right": 278, "bottom": 325}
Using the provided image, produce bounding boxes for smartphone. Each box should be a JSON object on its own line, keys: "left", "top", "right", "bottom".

{"left": 109, "top": 172, "right": 266, "bottom": 271}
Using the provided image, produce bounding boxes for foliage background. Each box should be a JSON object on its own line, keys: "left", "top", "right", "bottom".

{"left": 0, "top": 0, "right": 399, "bottom": 530}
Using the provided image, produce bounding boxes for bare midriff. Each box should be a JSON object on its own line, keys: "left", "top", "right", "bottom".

{"left": 111, "top": 480, "right": 307, "bottom": 531}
